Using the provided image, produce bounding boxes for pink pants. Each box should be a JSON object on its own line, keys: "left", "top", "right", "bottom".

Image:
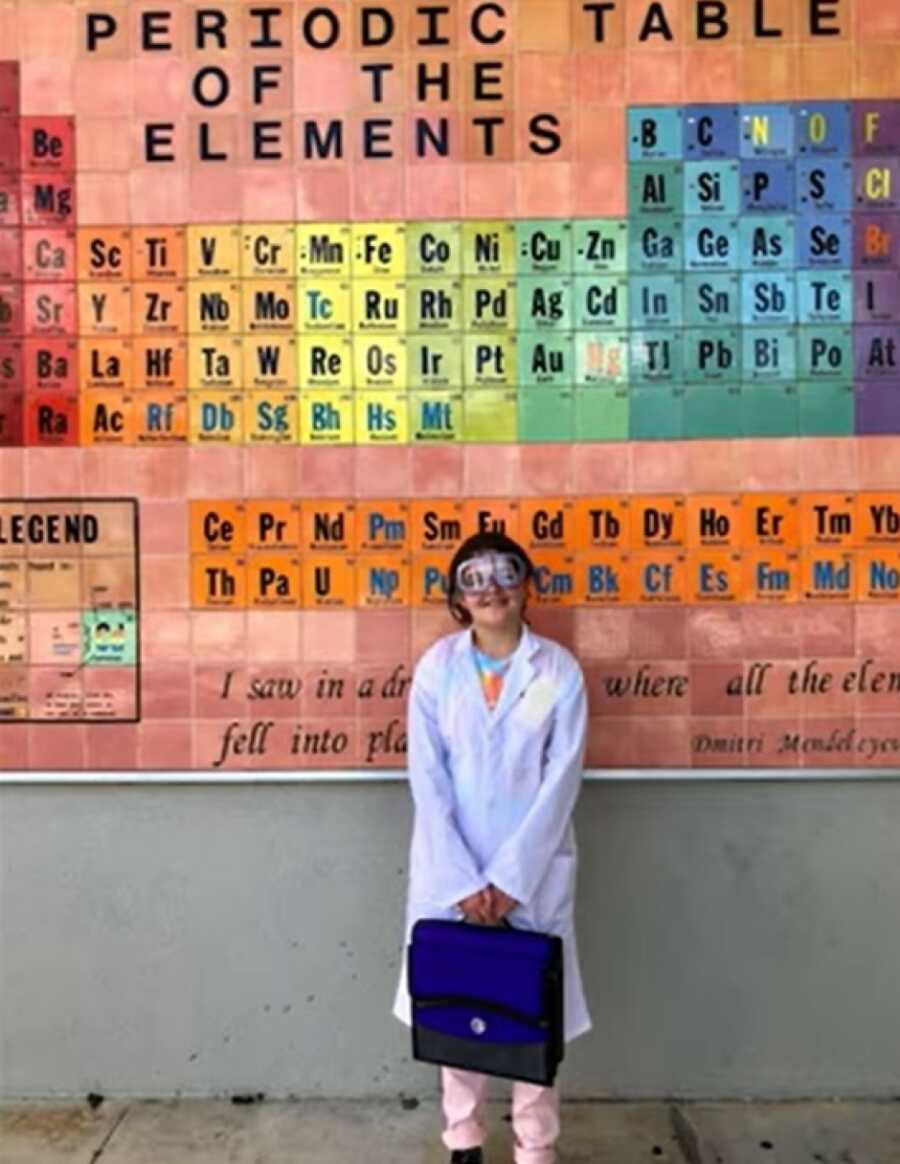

{"left": 440, "top": 1066, "right": 560, "bottom": 1164}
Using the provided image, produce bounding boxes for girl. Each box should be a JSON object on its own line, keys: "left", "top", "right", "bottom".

{"left": 393, "top": 530, "right": 591, "bottom": 1164}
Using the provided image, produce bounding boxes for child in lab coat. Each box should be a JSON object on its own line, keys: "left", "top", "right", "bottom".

{"left": 394, "top": 531, "right": 591, "bottom": 1164}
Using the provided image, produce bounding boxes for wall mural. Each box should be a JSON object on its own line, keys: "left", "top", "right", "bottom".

{"left": 1, "top": 1, "right": 900, "bottom": 771}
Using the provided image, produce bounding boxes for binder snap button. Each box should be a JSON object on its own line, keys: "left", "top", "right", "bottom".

{"left": 470, "top": 1017, "right": 487, "bottom": 1036}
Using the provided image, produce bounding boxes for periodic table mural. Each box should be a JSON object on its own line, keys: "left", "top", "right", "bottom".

{"left": 2, "top": 0, "right": 900, "bottom": 773}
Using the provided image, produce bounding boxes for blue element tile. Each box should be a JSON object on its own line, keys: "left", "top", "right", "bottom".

{"left": 740, "top": 160, "right": 795, "bottom": 212}
{"left": 794, "top": 102, "right": 852, "bottom": 157}
{"left": 797, "top": 270, "right": 852, "bottom": 324}
{"left": 684, "top": 216, "right": 739, "bottom": 271}
{"left": 628, "top": 275, "right": 683, "bottom": 327}
{"left": 684, "top": 104, "right": 741, "bottom": 159}
{"left": 684, "top": 328, "right": 741, "bottom": 382}
{"left": 796, "top": 158, "right": 852, "bottom": 213}
{"left": 797, "top": 326, "right": 853, "bottom": 379}
{"left": 742, "top": 327, "right": 797, "bottom": 381}
{"left": 740, "top": 272, "right": 796, "bottom": 326}
{"left": 684, "top": 273, "right": 741, "bottom": 326}
{"left": 684, "top": 160, "right": 741, "bottom": 215}
{"left": 740, "top": 104, "right": 794, "bottom": 159}
{"left": 795, "top": 213, "right": 852, "bottom": 268}
{"left": 739, "top": 215, "right": 795, "bottom": 270}
{"left": 628, "top": 106, "right": 684, "bottom": 161}
{"left": 628, "top": 216, "right": 683, "bottom": 273}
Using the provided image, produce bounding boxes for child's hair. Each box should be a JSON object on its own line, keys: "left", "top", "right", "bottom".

{"left": 447, "top": 531, "right": 534, "bottom": 626}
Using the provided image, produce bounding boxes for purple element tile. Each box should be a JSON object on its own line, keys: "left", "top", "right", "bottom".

{"left": 853, "top": 102, "right": 900, "bottom": 157}
{"left": 852, "top": 212, "right": 900, "bottom": 267}
{"left": 855, "top": 271, "right": 900, "bottom": 324}
{"left": 855, "top": 326, "right": 900, "bottom": 380}
{"left": 855, "top": 381, "right": 900, "bottom": 435}
{"left": 853, "top": 158, "right": 900, "bottom": 211}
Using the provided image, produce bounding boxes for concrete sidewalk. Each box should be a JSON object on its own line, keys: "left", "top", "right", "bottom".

{"left": 2, "top": 1097, "right": 900, "bottom": 1163}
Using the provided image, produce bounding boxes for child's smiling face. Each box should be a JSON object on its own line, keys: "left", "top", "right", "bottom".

{"left": 458, "top": 579, "right": 526, "bottom": 634}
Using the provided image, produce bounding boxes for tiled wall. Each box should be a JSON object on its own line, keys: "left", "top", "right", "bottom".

{"left": 1, "top": 0, "right": 900, "bottom": 771}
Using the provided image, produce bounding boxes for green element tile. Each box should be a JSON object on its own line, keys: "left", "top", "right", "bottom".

{"left": 796, "top": 325, "right": 852, "bottom": 380}
{"left": 518, "top": 388, "right": 575, "bottom": 442}
{"left": 407, "top": 278, "right": 462, "bottom": 333}
{"left": 572, "top": 220, "right": 629, "bottom": 274}
{"left": 574, "top": 276, "right": 628, "bottom": 329}
{"left": 515, "top": 220, "right": 573, "bottom": 274}
{"left": 740, "top": 384, "right": 799, "bottom": 437}
{"left": 684, "top": 160, "right": 741, "bottom": 215}
{"left": 463, "top": 333, "right": 517, "bottom": 388}
{"left": 462, "top": 277, "right": 516, "bottom": 331}
{"left": 574, "top": 332, "right": 630, "bottom": 386}
{"left": 630, "top": 329, "right": 683, "bottom": 383}
{"left": 81, "top": 609, "right": 137, "bottom": 667}
{"left": 517, "top": 332, "right": 575, "bottom": 387}
{"left": 628, "top": 162, "right": 684, "bottom": 216}
{"left": 518, "top": 276, "right": 573, "bottom": 330}
{"left": 628, "top": 275, "right": 683, "bottom": 327}
{"left": 684, "top": 328, "right": 741, "bottom": 382}
{"left": 683, "top": 384, "right": 743, "bottom": 438}
{"left": 684, "top": 273, "right": 740, "bottom": 326}
{"left": 797, "top": 381, "right": 854, "bottom": 436}
{"left": 461, "top": 221, "right": 516, "bottom": 276}
{"left": 629, "top": 215, "right": 683, "bottom": 273}
{"left": 410, "top": 391, "right": 463, "bottom": 442}
{"left": 406, "top": 221, "right": 462, "bottom": 277}
{"left": 409, "top": 334, "right": 464, "bottom": 388}
{"left": 574, "top": 388, "right": 629, "bottom": 440}
{"left": 629, "top": 386, "right": 684, "bottom": 441}
{"left": 462, "top": 389, "right": 518, "bottom": 442}
{"left": 741, "top": 327, "right": 797, "bottom": 382}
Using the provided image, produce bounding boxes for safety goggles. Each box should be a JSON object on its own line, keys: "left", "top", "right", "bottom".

{"left": 455, "top": 552, "right": 527, "bottom": 594}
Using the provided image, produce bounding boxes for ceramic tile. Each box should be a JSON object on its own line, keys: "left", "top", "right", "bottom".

{"left": 138, "top": 720, "right": 192, "bottom": 768}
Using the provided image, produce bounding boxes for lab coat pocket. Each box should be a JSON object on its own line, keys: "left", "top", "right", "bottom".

{"left": 533, "top": 852, "right": 576, "bottom": 932}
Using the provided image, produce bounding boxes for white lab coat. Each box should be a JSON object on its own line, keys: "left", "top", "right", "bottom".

{"left": 393, "top": 622, "right": 592, "bottom": 1044}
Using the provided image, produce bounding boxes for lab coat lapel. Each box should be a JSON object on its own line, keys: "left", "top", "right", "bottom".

{"left": 455, "top": 630, "right": 491, "bottom": 732}
{"left": 489, "top": 624, "right": 540, "bottom": 730}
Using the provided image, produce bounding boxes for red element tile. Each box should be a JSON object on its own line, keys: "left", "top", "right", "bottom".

{"left": 23, "top": 282, "right": 76, "bottom": 335}
{"left": 194, "top": 662, "right": 246, "bottom": 719}
{"left": 354, "top": 445, "right": 412, "bottom": 497}
{"left": 295, "top": 167, "right": 352, "bottom": 221}
{"left": 519, "top": 443, "right": 575, "bottom": 496}
{"left": 141, "top": 611, "right": 192, "bottom": 661}
{"left": 462, "top": 161, "right": 517, "bottom": 217}
{"left": 245, "top": 445, "right": 301, "bottom": 497}
{"left": 302, "top": 610, "right": 358, "bottom": 662}
{"left": 23, "top": 226, "right": 76, "bottom": 280}
{"left": 740, "top": 606, "right": 801, "bottom": 660}
{"left": 21, "top": 176, "right": 76, "bottom": 228}
{"left": 356, "top": 609, "right": 412, "bottom": 662}
{"left": 0, "top": 392, "right": 23, "bottom": 447}
{"left": 0, "top": 227, "right": 21, "bottom": 280}
{"left": 690, "top": 661, "right": 742, "bottom": 716}
{"left": 23, "top": 337, "right": 77, "bottom": 392}
{"left": 20, "top": 117, "right": 75, "bottom": 172}
{"left": 463, "top": 443, "right": 520, "bottom": 494}
{"left": 630, "top": 606, "right": 687, "bottom": 659}
{"left": 573, "top": 607, "right": 631, "bottom": 659}
{"left": 24, "top": 391, "right": 79, "bottom": 448}
{"left": 688, "top": 717, "right": 748, "bottom": 768}
{"left": 28, "top": 724, "right": 87, "bottom": 769}
{"left": 141, "top": 661, "right": 194, "bottom": 719}
{"left": 411, "top": 445, "right": 464, "bottom": 495}
{"left": 687, "top": 607, "right": 744, "bottom": 659}
{"left": 0, "top": 283, "right": 22, "bottom": 337}
{"left": 0, "top": 63, "right": 19, "bottom": 118}
{"left": 631, "top": 716, "right": 691, "bottom": 768}
{"left": 139, "top": 720, "right": 192, "bottom": 768}
{"left": 0, "top": 177, "right": 20, "bottom": 225}
{"left": 406, "top": 163, "right": 462, "bottom": 219}
{"left": 86, "top": 724, "right": 139, "bottom": 769}
{"left": 0, "top": 117, "right": 19, "bottom": 170}
{"left": 297, "top": 445, "right": 356, "bottom": 496}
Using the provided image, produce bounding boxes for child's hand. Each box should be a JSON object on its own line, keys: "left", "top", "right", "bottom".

{"left": 457, "top": 887, "right": 493, "bottom": 924}
{"left": 487, "top": 885, "right": 518, "bottom": 922}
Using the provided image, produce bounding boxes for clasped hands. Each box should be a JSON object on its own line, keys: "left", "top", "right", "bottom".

{"left": 457, "top": 884, "right": 518, "bottom": 925}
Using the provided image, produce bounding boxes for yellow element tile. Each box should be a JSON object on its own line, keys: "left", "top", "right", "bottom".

{"left": 247, "top": 552, "right": 301, "bottom": 607}
{"left": 406, "top": 222, "right": 463, "bottom": 277}
{"left": 573, "top": 497, "right": 630, "bottom": 551}
{"left": 412, "top": 552, "right": 452, "bottom": 608}
{"left": 632, "top": 551, "right": 688, "bottom": 604}
{"left": 298, "top": 391, "right": 355, "bottom": 444}
{"left": 741, "top": 493, "right": 799, "bottom": 548}
{"left": 189, "top": 391, "right": 245, "bottom": 443}
{"left": 353, "top": 336, "right": 408, "bottom": 391}
{"left": 799, "top": 492, "right": 857, "bottom": 548}
{"left": 244, "top": 334, "right": 297, "bottom": 390}
{"left": 296, "top": 280, "right": 352, "bottom": 333}
{"left": 357, "top": 501, "right": 410, "bottom": 552}
{"left": 131, "top": 281, "right": 187, "bottom": 335}
{"left": 629, "top": 496, "right": 686, "bottom": 550}
{"left": 242, "top": 280, "right": 296, "bottom": 333}
{"left": 461, "top": 221, "right": 516, "bottom": 275}
{"left": 857, "top": 493, "right": 900, "bottom": 546}
{"left": 573, "top": 552, "right": 630, "bottom": 605}
{"left": 351, "top": 223, "right": 407, "bottom": 276}
{"left": 296, "top": 223, "right": 352, "bottom": 277}
{"left": 78, "top": 282, "right": 132, "bottom": 336}
{"left": 801, "top": 549, "right": 855, "bottom": 600}
{"left": 77, "top": 227, "right": 132, "bottom": 281}
{"left": 352, "top": 279, "right": 408, "bottom": 334}
{"left": 530, "top": 550, "right": 577, "bottom": 606}
{"left": 355, "top": 391, "right": 409, "bottom": 443}
{"left": 357, "top": 554, "right": 410, "bottom": 607}
{"left": 186, "top": 224, "right": 241, "bottom": 278}
{"left": 742, "top": 548, "right": 801, "bottom": 603}
{"left": 302, "top": 554, "right": 356, "bottom": 608}
{"left": 462, "top": 277, "right": 517, "bottom": 330}
{"left": 407, "top": 278, "right": 463, "bottom": 333}
{"left": 463, "top": 334, "right": 517, "bottom": 387}
{"left": 240, "top": 224, "right": 296, "bottom": 277}
{"left": 301, "top": 503, "right": 356, "bottom": 553}
{"left": 298, "top": 335, "right": 354, "bottom": 390}
{"left": 856, "top": 549, "right": 900, "bottom": 601}
{"left": 191, "top": 553, "right": 247, "bottom": 607}
{"left": 462, "top": 389, "right": 518, "bottom": 441}
{"left": 411, "top": 500, "right": 466, "bottom": 552}
{"left": 246, "top": 501, "right": 301, "bottom": 551}
{"left": 187, "top": 335, "right": 243, "bottom": 390}
{"left": 688, "top": 550, "right": 742, "bottom": 603}
{"left": 244, "top": 392, "right": 300, "bottom": 444}
{"left": 190, "top": 500, "right": 246, "bottom": 554}
{"left": 187, "top": 279, "right": 243, "bottom": 333}
{"left": 687, "top": 495, "right": 743, "bottom": 549}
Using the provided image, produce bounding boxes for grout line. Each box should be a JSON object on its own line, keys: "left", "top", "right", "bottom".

{"left": 88, "top": 1103, "right": 131, "bottom": 1163}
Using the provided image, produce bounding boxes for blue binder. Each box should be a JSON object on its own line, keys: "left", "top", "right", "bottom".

{"left": 408, "top": 919, "right": 564, "bottom": 1086}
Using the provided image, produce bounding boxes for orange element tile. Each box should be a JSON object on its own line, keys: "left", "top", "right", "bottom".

{"left": 247, "top": 552, "right": 302, "bottom": 607}
{"left": 132, "top": 227, "right": 187, "bottom": 281}
{"left": 246, "top": 501, "right": 301, "bottom": 551}
{"left": 357, "top": 554, "right": 410, "bottom": 607}
{"left": 78, "top": 282, "right": 133, "bottom": 336}
{"left": 686, "top": 495, "right": 743, "bottom": 549}
{"left": 799, "top": 493, "right": 857, "bottom": 548}
{"left": 191, "top": 553, "right": 247, "bottom": 608}
{"left": 741, "top": 493, "right": 799, "bottom": 548}
{"left": 856, "top": 549, "right": 900, "bottom": 602}
{"left": 76, "top": 228, "right": 132, "bottom": 281}
{"left": 302, "top": 554, "right": 356, "bottom": 609}
{"left": 629, "top": 495, "right": 686, "bottom": 550}
{"left": 80, "top": 391, "right": 136, "bottom": 446}
{"left": 357, "top": 500, "right": 411, "bottom": 552}
{"left": 133, "top": 392, "right": 188, "bottom": 444}
{"left": 131, "top": 338, "right": 188, "bottom": 391}
{"left": 801, "top": 549, "right": 855, "bottom": 601}
{"left": 410, "top": 499, "right": 466, "bottom": 552}
{"left": 631, "top": 551, "right": 688, "bottom": 604}
{"left": 530, "top": 549, "right": 577, "bottom": 606}
{"left": 412, "top": 552, "right": 452, "bottom": 607}
{"left": 518, "top": 498, "right": 576, "bottom": 551}
{"left": 573, "top": 497, "right": 630, "bottom": 551}
{"left": 573, "top": 551, "right": 630, "bottom": 604}
{"left": 132, "top": 283, "right": 187, "bottom": 336}
{"left": 301, "top": 501, "right": 356, "bottom": 552}
{"left": 687, "top": 550, "right": 742, "bottom": 603}
{"left": 857, "top": 494, "right": 900, "bottom": 546}
{"left": 78, "top": 337, "right": 133, "bottom": 391}
{"left": 462, "top": 498, "right": 521, "bottom": 541}
{"left": 190, "top": 500, "right": 246, "bottom": 554}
